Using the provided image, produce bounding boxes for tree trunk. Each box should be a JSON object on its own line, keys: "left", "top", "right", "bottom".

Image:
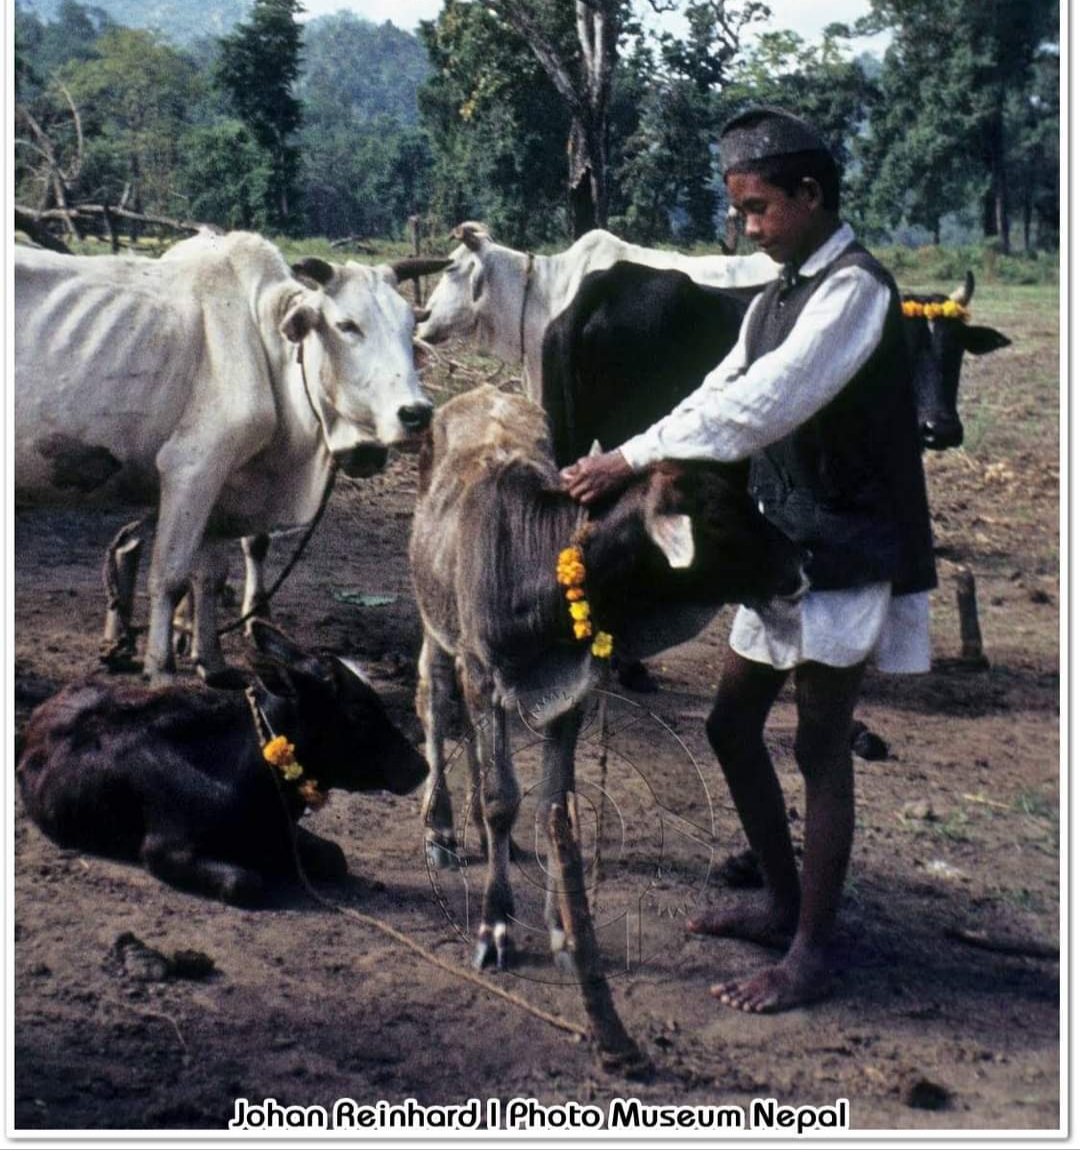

{"left": 493, "top": 0, "right": 616, "bottom": 239}
{"left": 985, "top": 103, "right": 1010, "bottom": 253}
{"left": 567, "top": 114, "right": 608, "bottom": 237}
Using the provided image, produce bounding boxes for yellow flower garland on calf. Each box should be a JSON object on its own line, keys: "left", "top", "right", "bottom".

{"left": 262, "top": 735, "right": 327, "bottom": 809}
{"left": 901, "top": 299, "right": 970, "bottom": 321}
{"left": 555, "top": 544, "right": 614, "bottom": 659}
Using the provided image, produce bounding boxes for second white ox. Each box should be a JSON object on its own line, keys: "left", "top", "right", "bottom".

{"left": 15, "top": 231, "right": 433, "bottom": 682}
{"left": 415, "top": 222, "right": 778, "bottom": 400}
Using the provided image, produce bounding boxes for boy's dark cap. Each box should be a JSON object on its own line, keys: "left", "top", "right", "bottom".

{"left": 719, "top": 106, "right": 829, "bottom": 173}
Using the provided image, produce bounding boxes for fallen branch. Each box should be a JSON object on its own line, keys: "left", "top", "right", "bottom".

{"left": 15, "top": 202, "right": 211, "bottom": 236}
{"left": 14, "top": 207, "right": 70, "bottom": 253}
{"left": 945, "top": 926, "right": 1058, "bottom": 961}
{"left": 329, "top": 235, "right": 377, "bottom": 253}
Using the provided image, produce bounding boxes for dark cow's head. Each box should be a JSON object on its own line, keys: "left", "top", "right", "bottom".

{"left": 646, "top": 460, "right": 808, "bottom": 604}
{"left": 902, "top": 272, "right": 1011, "bottom": 450}
{"left": 584, "top": 459, "right": 807, "bottom": 618}
{"left": 248, "top": 621, "right": 427, "bottom": 797}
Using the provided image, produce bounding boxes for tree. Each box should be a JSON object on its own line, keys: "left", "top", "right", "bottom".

{"left": 617, "top": 0, "right": 769, "bottom": 242}
{"left": 177, "top": 119, "right": 273, "bottom": 230}
{"left": 58, "top": 28, "right": 201, "bottom": 214}
{"left": 418, "top": 1, "right": 571, "bottom": 244}
{"left": 15, "top": 0, "right": 116, "bottom": 99}
{"left": 483, "top": 0, "right": 624, "bottom": 235}
{"left": 299, "top": 12, "right": 431, "bottom": 126}
{"left": 1006, "top": 43, "right": 1058, "bottom": 251}
{"left": 855, "top": 0, "right": 1058, "bottom": 251}
{"left": 215, "top": 0, "right": 304, "bottom": 231}
{"left": 298, "top": 13, "right": 433, "bottom": 239}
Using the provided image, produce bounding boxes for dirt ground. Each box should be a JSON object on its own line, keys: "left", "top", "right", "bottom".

{"left": 11, "top": 313, "right": 1060, "bottom": 1136}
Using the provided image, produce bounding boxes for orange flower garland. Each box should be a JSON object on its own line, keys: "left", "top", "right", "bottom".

{"left": 555, "top": 543, "right": 613, "bottom": 659}
{"left": 262, "top": 734, "right": 327, "bottom": 809}
{"left": 901, "top": 299, "right": 970, "bottom": 322}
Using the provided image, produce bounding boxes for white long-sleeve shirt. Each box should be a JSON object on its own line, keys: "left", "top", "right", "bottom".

{"left": 618, "top": 223, "right": 891, "bottom": 470}
{"left": 615, "top": 223, "right": 931, "bottom": 674}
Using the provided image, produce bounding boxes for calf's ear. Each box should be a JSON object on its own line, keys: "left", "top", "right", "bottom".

{"left": 250, "top": 620, "right": 306, "bottom": 663}
{"left": 962, "top": 325, "right": 1012, "bottom": 355}
{"left": 645, "top": 506, "right": 695, "bottom": 569}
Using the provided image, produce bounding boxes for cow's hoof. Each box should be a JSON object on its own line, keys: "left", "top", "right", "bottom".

{"left": 473, "top": 923, "right": 511, "bottom": 971}
{"left": 425, "top": 837, "right": 460, "bottom": 870}
{"left": 100, "top": 649, "right": 141, "bottom": 674}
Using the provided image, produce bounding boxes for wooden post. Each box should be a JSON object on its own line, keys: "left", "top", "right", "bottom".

{"left": 102, "top": 202, "right": 119, "bottom": 253}
{"left": 409, "top": 214, "right": 423, "bottom": 306}
{"left": 954, "top": 564, "right": 989, "bottom": 667}
{"left": 548, "top": 802, "right": 649, "bottom": 1077}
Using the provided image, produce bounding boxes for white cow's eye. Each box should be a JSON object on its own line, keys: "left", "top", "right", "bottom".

{"left": 337, "top": 319, "right": 363, "bottom": 336}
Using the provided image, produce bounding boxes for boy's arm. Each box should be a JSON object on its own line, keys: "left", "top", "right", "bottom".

{"left": 618, "top": 267, "right": 891, "bottom": 469}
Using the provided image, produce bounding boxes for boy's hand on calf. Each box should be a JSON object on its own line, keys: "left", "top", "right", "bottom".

{"left": 560, "top": 450, "right": 633, "bottom": 504}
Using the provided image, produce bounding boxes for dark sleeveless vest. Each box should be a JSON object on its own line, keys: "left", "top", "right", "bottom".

{"left": 744, "top": 242, "right": 937, "bottom": 595}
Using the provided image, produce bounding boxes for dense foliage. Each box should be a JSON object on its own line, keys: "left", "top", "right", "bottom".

{"left": 13, "top": 0, "right": 1059, "bottom": 252}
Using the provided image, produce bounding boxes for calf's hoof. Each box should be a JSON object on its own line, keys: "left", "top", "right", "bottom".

{"left": 550, "top": 929, "right": 576, "bottom": 976}
{"left": 218, "top": 870, "right": 265, "bottom": 906}
{"left": 425, "top": 835, "right": 461, "bottom": 870}
{"left": 473, "top": 922, "right": 511, "bottom": 972}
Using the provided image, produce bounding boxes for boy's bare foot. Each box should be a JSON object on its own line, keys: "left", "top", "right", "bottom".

{"left": 709, "top": 949, "right": 831, "bottom": 1013}
{"left": 686, "top": 902, "right": 796, "bottom": 949}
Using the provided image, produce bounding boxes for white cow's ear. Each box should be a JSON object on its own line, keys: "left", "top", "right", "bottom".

{"left": 453, "top": 221, "right": 489, "bottom": 252}
{"left": 645, "top": 509, "right": 695, "bottom": 569}
{"left": 280, "top": 298, "right": 322, "bottom": 343}
{"left": 291, "top": 257, "right": 336, "bottom": 290}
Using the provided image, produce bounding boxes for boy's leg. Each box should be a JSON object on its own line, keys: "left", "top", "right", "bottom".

{"left": 711, "top": 658, "right": 865, "bottom": 1013}
{"left": 688, "top": 646, "right": 797, "bottom": 944}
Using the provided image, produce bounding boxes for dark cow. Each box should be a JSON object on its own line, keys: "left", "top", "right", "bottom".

{"left": 543, "top": 261, "right": 1010, "bottom": 466}
{"left": 542, "top": 261, "right": 753, "bottom": 469}
{"left": 410, "top": 385, "right": 805, "bottom": 972}
{"left": 17, "top": 621, "right": 428, "bottom": 904}
{"left": 901, "top": 271, "right": 1012, "bottom": 449}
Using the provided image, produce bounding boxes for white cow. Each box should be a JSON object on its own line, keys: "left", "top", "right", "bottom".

{"left": 16, "top": 232, "right": 434, "bottom": 682}
{"left": 415, "top": 222, "right": 779, "bottom": 400}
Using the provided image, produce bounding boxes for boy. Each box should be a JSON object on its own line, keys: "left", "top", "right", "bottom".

{"left": 560, "top": 106, "right": 936, "bottom": 1013}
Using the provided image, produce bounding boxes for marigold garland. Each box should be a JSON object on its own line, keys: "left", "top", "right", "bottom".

{"left": 901, "top": 299, "right": 970, "bottom": 322}
{"left": 262, "top": 734, "right": 327, "bottom": 809}
{"left": 555, "top": 543, "right": 614, "bottom": 659}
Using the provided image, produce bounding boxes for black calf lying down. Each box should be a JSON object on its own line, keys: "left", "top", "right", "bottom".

{"left": 17, "top": 622, "right": 428, "bottom": 903}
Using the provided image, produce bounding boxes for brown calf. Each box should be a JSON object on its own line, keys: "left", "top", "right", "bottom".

{"left": 409, "top": 385, "right": 805, "bottom": 972}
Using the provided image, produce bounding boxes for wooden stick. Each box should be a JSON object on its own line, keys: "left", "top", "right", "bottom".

{"left": 953, "top": 564, "right": 988, "bottom": 666}
{"left": 945, "top": 926, "right": 1058, "bottom": 961}
{"left": 548, "top": 802, "right": 649, "bottom": 1076}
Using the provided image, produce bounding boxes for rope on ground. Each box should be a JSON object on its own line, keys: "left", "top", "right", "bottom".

{"left": 301, "top": 876, "right": 588, "bottom": 1041}
{"left": 262, "top": 757, "right": 589, "bottom": 1043}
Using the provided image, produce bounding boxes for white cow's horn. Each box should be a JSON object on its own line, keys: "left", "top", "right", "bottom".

{"left": 391, "top": 257, "right": 452, "bottom": 284}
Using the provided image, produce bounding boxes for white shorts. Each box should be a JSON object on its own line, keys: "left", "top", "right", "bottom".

{"left": 729, "top": 584, "right": 931, "bottom": 673}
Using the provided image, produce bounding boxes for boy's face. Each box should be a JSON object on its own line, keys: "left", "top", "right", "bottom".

{"left": 726, "top": 171, "right": 823, "bottom": 268}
